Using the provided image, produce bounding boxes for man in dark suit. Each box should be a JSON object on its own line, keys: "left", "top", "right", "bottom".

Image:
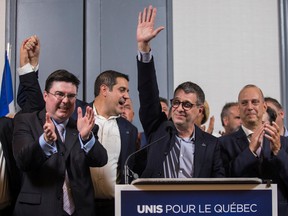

{"left": 16, "top": 42, "right": 138, "bottom": 216}
{"left": 135, "top": 6, "right": 224, "bottom": 178}
{"left": 0, "top": 35, "right": 44, "bottom": 216}
{"left": 220, "top": 84, "right": 288, "bottom": 216}
{"left": 12, "top": 70, "right": 108, "bottom": 216}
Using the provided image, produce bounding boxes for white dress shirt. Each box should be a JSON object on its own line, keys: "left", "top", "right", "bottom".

{"left": 90, "top": 105, "right": 121, "bottom": 199}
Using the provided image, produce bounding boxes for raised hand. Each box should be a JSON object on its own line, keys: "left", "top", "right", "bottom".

{"left": 264, "top": 122, "right": 281, "bottom": 155}
{"left": 43, "top": 112, "right": 57, "bottom": 143}
{"left": 77, "top": 106, "right": 95, "bottom": 140}
{"left": 25, "top": 35, "right": 40, "bottom": 67}
{"left": 206, "top": 116, "right": 215, "bottom": 134}
{"left": 20, "top": 35, "right": 40, "bottom": 68}
{"left": 137, "top": 5, "right": 164, "bottom": 52}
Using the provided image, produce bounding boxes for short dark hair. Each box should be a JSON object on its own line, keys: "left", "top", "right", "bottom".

{"left": 174, "top": 81, "right": 205, "bottom": 105}
{"left": 264, "top": 97, "right": 283, "bottom": 110}
{"left": 220, "top": 102, "right": 238, "bottom": 126}
{"left": 159, "top": 97, "right": 169, "bottom": 106}
{"left": 94, "top": 70, "right": 129, "bottom": 97}
{"left": 45, "top": 69, "right": 80, "bottom": 92}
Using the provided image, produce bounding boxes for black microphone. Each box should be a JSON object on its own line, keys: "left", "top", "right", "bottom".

{"left": 124, "top": 121, "right": 174, "bottom": 184}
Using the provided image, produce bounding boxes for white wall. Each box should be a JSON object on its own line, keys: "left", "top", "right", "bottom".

{"left": 0, "top": 0, "right": 5, "bottom": 86}
{"left": 173, "top": 0, "right": 280, "bottom": 135}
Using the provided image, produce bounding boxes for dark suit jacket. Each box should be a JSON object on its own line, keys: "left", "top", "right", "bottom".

{"left": 12, "top": 109, "right": 108, "bottom": 216}
{"left": 0, "top": 117, "right": 21, "bottom": 210}
{"left": 137, "top": 58, "right": 224, "bottom": 178}
{"left": 220, "top": 127, "right": 288, "bottom": 216}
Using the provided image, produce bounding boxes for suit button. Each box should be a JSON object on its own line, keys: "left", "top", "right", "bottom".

{"left": 60, "top": 152, "right": 64, "bottom": 156}
{"left": 57, "top": 196, "right": 61, "bottom": 200}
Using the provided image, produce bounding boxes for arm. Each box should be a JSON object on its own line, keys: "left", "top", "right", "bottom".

{"left": 137, "top": 6, "right": 166, "bottom": 136}
{"left": 17, "top": 35, "right": 45, "bottom": 113}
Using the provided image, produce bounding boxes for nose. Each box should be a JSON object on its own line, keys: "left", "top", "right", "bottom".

{"left": 61, "top": 96, "right": 69, "bottom": 103}
{"left": 246, "top": 101, "right": 253, "bottom": 110}
{"left": 123, "top": 91, "right": 129, "bottom": 99}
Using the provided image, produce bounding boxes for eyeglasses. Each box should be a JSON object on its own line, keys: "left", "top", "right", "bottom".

{"left": 47, "top": 91, "right": 77, "bottom": 101}
{"left": 170, "top": 99, "right": 196, "bottom": 111}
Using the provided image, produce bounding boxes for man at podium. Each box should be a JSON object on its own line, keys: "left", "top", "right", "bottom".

{"left": 135, "top": 6, "right": 224, "bottom": 179}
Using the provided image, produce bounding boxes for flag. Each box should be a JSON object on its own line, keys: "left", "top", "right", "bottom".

{"left": 0, "top": 51, "right": 15, "bottom": 117}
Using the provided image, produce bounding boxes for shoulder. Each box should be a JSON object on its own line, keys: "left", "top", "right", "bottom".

{"left": 117, "top": 117, "right": 138, "bottom": 132}
{"left": 76, "top": 99, "right": 89, "bottom": 108}
{"left": 195, "top": 125, "right": 218, "bottom": 143}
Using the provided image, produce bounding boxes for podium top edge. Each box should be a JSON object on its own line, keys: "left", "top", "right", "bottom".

{"left": 131, "top": 178, "right": 263, "bottom": 185}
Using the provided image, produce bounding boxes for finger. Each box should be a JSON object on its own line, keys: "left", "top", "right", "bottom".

{"left": 138, "top": 12, "right": 142, "bottom": 24}
{"left": 150, "top": 6, "right": 157, "bottom": 23}
{"left": 77, "top": 107, "right": 83, "bottom": 119}
{"left": 147, "top": 5, "right": 153, "bottom": 22}
{"left": 45, "top": 113, "right": 51, "bottom": 123}
{"left": 142, "top": 7, "right": 147, "bottom": 22}
{"left": 30, "top": 35, "right": 38, "bottom": 45}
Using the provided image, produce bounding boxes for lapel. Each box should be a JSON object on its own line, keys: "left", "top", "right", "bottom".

{"left": 235, "top": 127, "right": 250, "bottom": 151}
{"left": 62, "top": 119, "right": 78, "bottom": 159}
{"left": 193, "top": 126, "right": 207, "bottom": 177}
{"left": 116, "top": 117, "right": 130, "bottom": 163}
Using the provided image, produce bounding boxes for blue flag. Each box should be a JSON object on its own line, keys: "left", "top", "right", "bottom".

{"left": 0, "top": 51, "right": 14, "bottom": 117}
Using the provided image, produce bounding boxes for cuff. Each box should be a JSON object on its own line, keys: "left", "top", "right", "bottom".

{"left": 18, "top": 63, "right": 39, "bottom": 76}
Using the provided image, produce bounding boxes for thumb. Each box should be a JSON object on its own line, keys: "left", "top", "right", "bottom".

{"left": 152, "top": 26, "right": 165, "bottom": 37}
{"left": 77, "top": 107, "right": 82, "bottom": 120}
{"left": 45, "top": 112, "right": 51, "bottom": 123}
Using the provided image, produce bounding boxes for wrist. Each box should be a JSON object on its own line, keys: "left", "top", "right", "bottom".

{"left": 138, "top": 42, "right": 150, "bottom": 52}
{"left": 81, "top": 131, "right": 92, "bottom": 141}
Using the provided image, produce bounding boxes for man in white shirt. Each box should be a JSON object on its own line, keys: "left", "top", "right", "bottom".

{"left": 89, "top": 71, "right": 138, "bottom": 216}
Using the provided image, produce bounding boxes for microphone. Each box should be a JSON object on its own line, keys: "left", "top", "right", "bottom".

{"left": 124, "top": 121, "right": 174, "bottom": 184}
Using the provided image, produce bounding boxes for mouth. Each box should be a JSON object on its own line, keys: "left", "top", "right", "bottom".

{"left": 58, "top": 105, "right": 70, "bottom": 112}
{"left": 119, "top": 98, "right": 126, "bottom": 106}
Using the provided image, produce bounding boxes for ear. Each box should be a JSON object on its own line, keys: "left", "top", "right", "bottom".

{"left": 263, "top": 101, "right": 267, "bottom": 112}
{"left": 223, "top": 116, "right": 228, "bottom": 126}
{"left": 43, "top": 91, "right": 48, "bottom": 102}
{"left": 278, "top": 109, "right": 285, "bottom": 119}
{"left": 100, "top": 84, "right": 108, "bottom": 97}
{"left": 198, "top": 105, "right": 203, "bottom": 114}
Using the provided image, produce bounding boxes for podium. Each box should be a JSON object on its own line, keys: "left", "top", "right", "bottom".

{"left": 115, "top": 178, "right": 277, "bottom": 216}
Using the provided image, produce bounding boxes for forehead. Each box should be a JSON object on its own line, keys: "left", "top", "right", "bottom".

{"left": 174, "top": 89, "right": 198, "bottom": 102}
{"left": 239, "top": 87, "right": 263, "bottom": 101}
{"left": 115, "top": 77, "right": 128, "bottom": 86}
{"left": 50, "top": 81, "right": 77, "bottom": 92}
{"left": 229, "top": 106, "right": 240, "bottom": 116}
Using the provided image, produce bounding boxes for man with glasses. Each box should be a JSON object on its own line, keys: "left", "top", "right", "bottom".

{"left": 12, "top": 69, "right": 108, "bottom": 216}
{"left": 135, "top": 6, "right": 224, "bottom": 178}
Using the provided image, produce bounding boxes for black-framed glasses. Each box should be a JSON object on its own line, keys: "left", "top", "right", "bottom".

{"left": 170, "top": 99, "right": 196, "bottom": 111}
{"left": 47, "top": 91, "right": 77, "bottom": 101}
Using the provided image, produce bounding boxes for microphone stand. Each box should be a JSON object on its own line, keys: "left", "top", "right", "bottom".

{"left": 124, "top": 122, "right": 174, "bottom": 184}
